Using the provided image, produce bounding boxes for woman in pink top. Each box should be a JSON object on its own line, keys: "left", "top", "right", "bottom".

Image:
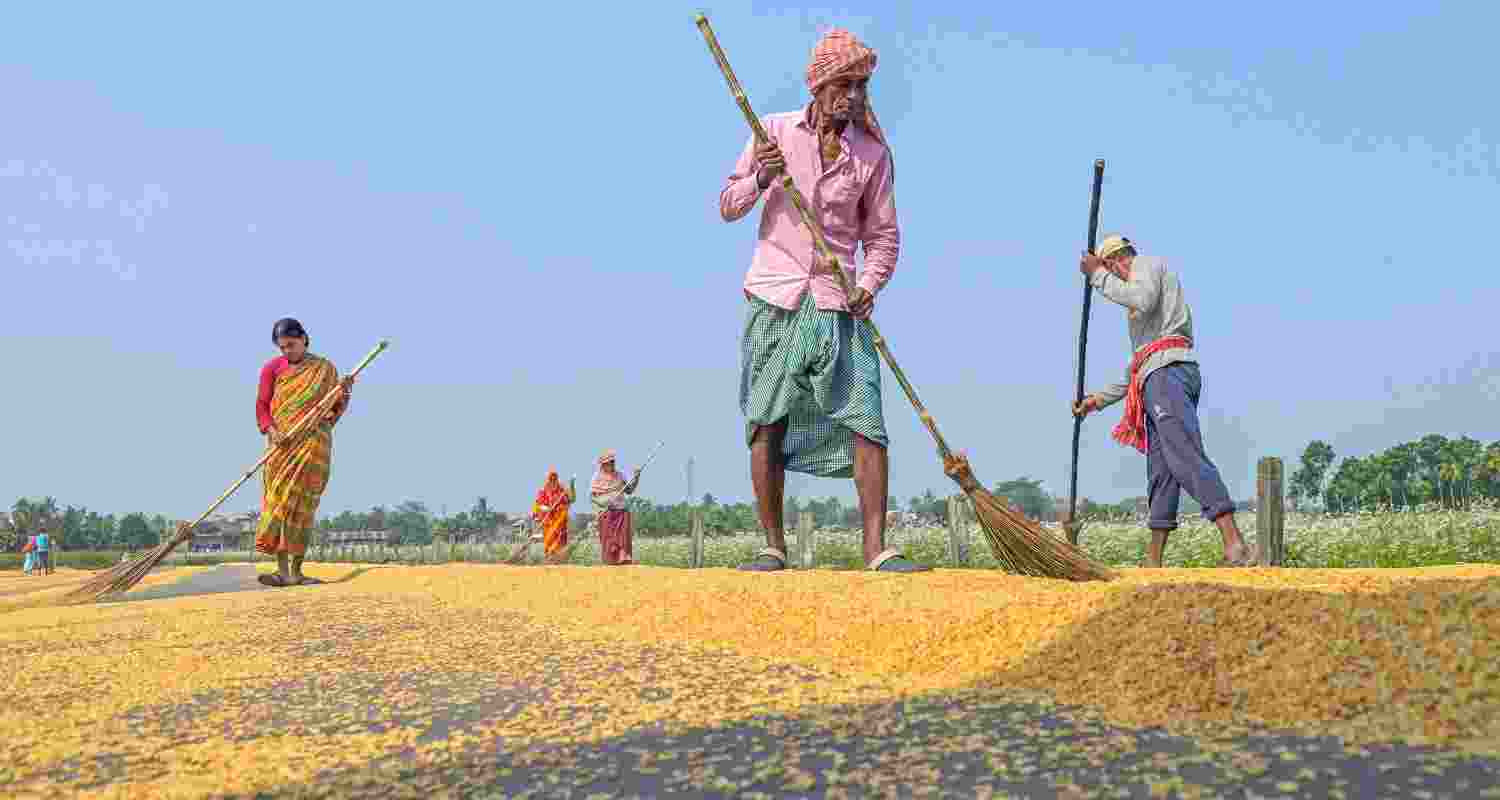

{"left": 254, "top": 318, "right": 354, "bottom": 587}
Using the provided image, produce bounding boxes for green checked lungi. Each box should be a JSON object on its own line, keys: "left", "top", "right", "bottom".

{"left": 740, "top": 289, "right": 887, "bottom": 479}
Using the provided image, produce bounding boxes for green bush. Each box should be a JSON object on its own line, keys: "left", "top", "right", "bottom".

{"left": 1, "top": 551, "right": 123, "bottom": 571}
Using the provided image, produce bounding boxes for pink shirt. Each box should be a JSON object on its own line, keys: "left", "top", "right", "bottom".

{"left": 719, "top": 105, "right": 899, "bottom": 311}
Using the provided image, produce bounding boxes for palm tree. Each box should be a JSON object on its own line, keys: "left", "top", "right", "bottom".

{"left": 9, "top": 497, "right": 59, "bottom": 550}
{"left": 1373, "top": 471, "right": 1394, "bottom": 510}
{"left": 1484, "top": 446, "right": 1500, "bottom": 499}
{"left": 1453, "top": 436, "right": 1484, "bottom": 509}
{"left": 1438, "top": 463, "right": 1459, "bottom": 509}
{"left": 1475, "top": 460, "right": 1494, "bottom": 502}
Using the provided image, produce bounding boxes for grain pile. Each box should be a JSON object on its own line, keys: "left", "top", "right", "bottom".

{"left": 1, "top": 564, "right": 1496, "bottom": 797}
{"left": 413, "top": 565, "right": 1500, "bottom": 742}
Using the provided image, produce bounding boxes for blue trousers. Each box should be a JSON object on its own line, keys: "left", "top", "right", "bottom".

{"left": 1143, "top": 363, "right": 1237, "bottom": 530}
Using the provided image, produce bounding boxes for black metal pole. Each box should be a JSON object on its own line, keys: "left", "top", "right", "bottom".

{"left": 1067, "top": 159, "right": 1106, "bottom": 545}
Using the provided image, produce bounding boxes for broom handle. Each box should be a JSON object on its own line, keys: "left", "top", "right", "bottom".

{"left": 182, "top": 340, "right": 391, "bottom": 535}
{"left": 696, "top": 14, "right": 955, "bottom": 462}
{"left": 1068, "top": 161, "right": 1105, "bottom": 525}
{"left": 635, "top": 440, "right": 666, "bottom": 474}
{"left": 625, "top": 440, "right": 665, "bottom": 491}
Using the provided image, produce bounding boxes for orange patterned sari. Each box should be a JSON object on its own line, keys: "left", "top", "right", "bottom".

{"left": 255, "top": 354, "right": 343, "bottom": 556}
{"left": 531, "top": 470, "right": 573, "bottom": 561}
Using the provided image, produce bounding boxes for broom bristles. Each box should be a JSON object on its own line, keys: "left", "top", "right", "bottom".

{"left": 966, "top": 487, "right": 1115, "bottom": 581}
{"left": 944, "top": 453, "right": 1116, "bottom": 582}
{"left": 58, "top": 524, "right": 195, "bottom": 604}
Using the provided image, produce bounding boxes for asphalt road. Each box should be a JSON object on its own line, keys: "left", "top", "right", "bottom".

{"left": 106, "top": 564, "right": 322, "bottom": 604}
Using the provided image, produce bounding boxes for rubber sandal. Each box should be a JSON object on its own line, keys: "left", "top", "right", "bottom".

{"left": 737, "top": 547, "right": 787, "bottom": 572}
{"left": 868, "top": 549, "right": 932, "bottom": 573}
{"left": 258, "top": 574, "right": 288, "bottom": 588}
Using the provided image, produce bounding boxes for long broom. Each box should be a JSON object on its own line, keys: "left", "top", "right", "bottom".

{"left": 59, "top": 340, "right": 392, "bottom": 604}
{"left": 1066, "top": 160, "right": 1107, "bottom": 546}
{"left": 696, "top": 15, "right": 1114, "bottom": 582}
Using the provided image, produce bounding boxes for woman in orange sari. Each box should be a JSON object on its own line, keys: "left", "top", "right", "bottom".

{"left": 254, "top": 318, "right": 354, "bottom": 587}
{"left": 531, "top": 468, "right": 575, "bottom": 563}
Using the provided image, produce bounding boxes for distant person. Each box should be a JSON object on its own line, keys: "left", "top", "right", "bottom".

{"left": 530, "top": 468, "right": 575, "bottom": 564}
{"left": 590, "top": 450, "right": 639, "bottom": 566}
{"left": 22, "top": 533, "right": 36, "bottom": 575}
{"left": 1071, "top": 234, "right": 1256, "bottom": 568}
{"left": 254, "top": 317, "right": 356, "bottom": 587}
{"left": 34, "top": 524, "right": 52, "bottom": 575}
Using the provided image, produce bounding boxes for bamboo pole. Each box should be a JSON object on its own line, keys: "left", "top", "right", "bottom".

{"left": 690, "top": 508, "right": 705, "bottom": 568}
{"left": 796, "top": 512, "right": 815, "bottom": 569}
{"left": 1257, "top": 457, "right": 1285, "bottom": 566}
{"left": 946, "top": 495, "right": 969, "bottom": 567}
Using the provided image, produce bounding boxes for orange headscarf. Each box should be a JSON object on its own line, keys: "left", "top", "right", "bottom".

{"left": 534, "top": 468, "right": 568, "bottom": 511}
{"left": 805, "top": 28, "right": 886, "bottom": 147}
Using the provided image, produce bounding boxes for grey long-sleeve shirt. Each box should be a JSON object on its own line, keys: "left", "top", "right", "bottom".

{"left": 1088, "top": 255, "right": 1197, "bottom": 408}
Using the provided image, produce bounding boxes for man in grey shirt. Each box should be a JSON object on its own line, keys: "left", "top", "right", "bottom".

{"left": 1072, "top": 234, "right": 1256, "bottom": 567}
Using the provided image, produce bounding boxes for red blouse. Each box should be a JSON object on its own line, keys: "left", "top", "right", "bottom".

{"left": 256, "top": 356, "right": 291, "bottom": 434}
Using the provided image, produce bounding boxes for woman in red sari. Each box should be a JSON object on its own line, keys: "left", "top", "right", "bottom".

{"left": 531, "top": 468, "right": 575, "bottom": 563}
{"left": 254, "top": 318, "right": 354, "bottom": 587}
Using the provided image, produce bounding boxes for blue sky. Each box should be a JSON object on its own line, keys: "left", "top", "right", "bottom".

{"left": 3, "top": 2, "right": 1497, "bottom": 520}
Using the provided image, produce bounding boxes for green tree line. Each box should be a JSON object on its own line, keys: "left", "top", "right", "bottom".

{"left": 1289, "top": 434, "right": 1500, "bottom": 512}
{"left": 3, "top": 496, "right": 173, "bottom": 552}
{"left": 5, "top": 471, "right": 1184, "bottom": 553}
{"left": 311, "top": 477, "right": 1115, "bottom": 544}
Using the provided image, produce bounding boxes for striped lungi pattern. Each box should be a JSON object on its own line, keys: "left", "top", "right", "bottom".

{"left": 740, "top": 288, "right": 887, "bottom": 479}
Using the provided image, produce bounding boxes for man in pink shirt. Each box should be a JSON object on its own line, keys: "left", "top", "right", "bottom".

{"left": 720, "top": 28, "right": 928, "bottom": 574}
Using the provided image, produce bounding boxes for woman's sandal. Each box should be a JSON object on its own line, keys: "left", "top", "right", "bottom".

{"left": 868, "top": 549, "right": 932, "bottom": 573}
{"left": 737, "top": 547, "right": 787, "bottom": 572}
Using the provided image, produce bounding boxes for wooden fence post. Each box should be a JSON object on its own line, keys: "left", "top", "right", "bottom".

{"left": 796, "top": 512, "right": 815, "bottom": 569}
{"left": 946, "top": 496, "right": 969, "bottom": 567}
{"left": 690, "top": 508, "right": 705, "bottom": 568}
{"left": 1256, "top": 457, "right": 1285, "bottom": 566}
